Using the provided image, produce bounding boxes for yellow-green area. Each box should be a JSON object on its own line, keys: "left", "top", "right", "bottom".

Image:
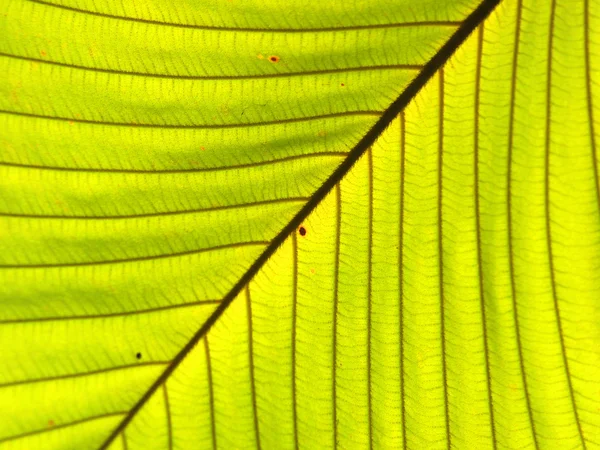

{"left": 0, "top": 0, "right": 599, "bottom": 449}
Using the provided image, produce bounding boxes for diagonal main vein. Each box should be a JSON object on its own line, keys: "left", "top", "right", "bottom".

{"left": 98, "top": 0, "right": 502, "bottom": 447}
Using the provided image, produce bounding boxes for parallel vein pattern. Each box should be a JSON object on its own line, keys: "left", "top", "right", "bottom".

{"left": 0, "top": 0, "right": 488, "bottom": 448}
{"left": 1, "top": 0, "right": 599, "bottom": 448}
{"left": 118, "top": 0, "right": 600, "bottom": 448}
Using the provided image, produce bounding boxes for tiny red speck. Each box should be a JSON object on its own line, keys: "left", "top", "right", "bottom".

{"left": 299, "top": 226, "right": 307, "bottom": 236}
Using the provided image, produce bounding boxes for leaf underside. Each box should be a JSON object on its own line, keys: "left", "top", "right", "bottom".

{"left": 1, "top": 0, "right": 599, "bottom": 449}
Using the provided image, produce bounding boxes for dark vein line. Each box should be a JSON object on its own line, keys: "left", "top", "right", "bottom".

{"left": 0, "top": 52, "right": 421, "bottom": 80}
{"left": 545, "top": 2, "right": 586, "bottom": 447}
{"left": 438, "top": 68, "right": 451, "bottom": 450}
{"left": 507, "top": 0, "right": 538, "bottom": 446}
{"left": 291, "top": 232, "right": 299, "bottom": 450}
{"left": 121, "top": 432, "right": 128, "bottom": 450}
{"left": 584, "top": 0, "right": 600, "bottom": 219}
{"left": 246, "top": 285, "right": 262, "bottom": 450}
{"left": 399, "top": 112, "right": 407, "bottom": 450}
{"left": 26, "top": 0, "right": 461, "bottom": 33}
{"left": 0, "top": 110, "right": 382, "bottom": 130}
{"left": 0, "top": 241, "right": 267, "bottom": 269}
{"left": 0, "top": 411, "right": 126, "bottom": 444}
{"left": 0, "top": 361, "right": 169, "bottom": 389}
{"left": 367, "top": 146, "right": 374, "bottom": 450}
{"left": 97, "top": 2, "right": 502, "bottom": 446}
{"left": 0, "top": 300, "right": 220, "bottom": 325}
{"left": 474, "top": 23, "right": 497, "bottom": 449}
{"left": 162, "top": 384, "right": 173, "bottom": 450}
{"left": 0, "top": 153, "right": 348, "bottom": 174}
{"left": 332, "top": 183, "right": 341, "bottom": 449}
{"left": 0, "top": 198, "right": 309, "bottom": 220}
{"left": 204, "top": 336, "right": 217, "bottom": 450}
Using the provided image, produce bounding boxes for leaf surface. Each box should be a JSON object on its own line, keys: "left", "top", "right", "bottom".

{"left": 1, "top": 0, "right": 599, "bottom": 449}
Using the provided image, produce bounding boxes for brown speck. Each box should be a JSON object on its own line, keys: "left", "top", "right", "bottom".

{"left": 136, "top": 352, "right": 142, "bottom": 360}
{"left": 268, "top": 55, "right": 280, "bottom": 63}
{"left": 310, "top": 268, "right": 315, "bottom": 274}
{"left": 298, "top": 226, "right": 307, "bottom": 236}
{"left": 40, "top": 50, "right": 47, "bottom": 57}
{"left": 48, "top": 420, "right": 55, "bottom": 428}
{"left": 200, "top": 146, "right": 205, "bottom": 151}
{"left": 340, "top": 83, "right": 345, "bottom": 87}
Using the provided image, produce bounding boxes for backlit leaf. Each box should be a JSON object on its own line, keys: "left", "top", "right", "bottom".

{"left": 1, "top": 0, "right": 599, "bottom": 448}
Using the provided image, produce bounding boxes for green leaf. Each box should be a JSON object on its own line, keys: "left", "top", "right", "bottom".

{"left": 1, "top": 0, "right": 599, "bottom": 448}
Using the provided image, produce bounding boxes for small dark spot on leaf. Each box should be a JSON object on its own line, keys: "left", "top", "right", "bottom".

{"left": 136, "top": 352, "right": 142, "bottom": 360}
{"left": 298, "top": 226, "right": 307, "bottom": 236}
{"left": 40, "top": 50, "right": 47, "bottom": 57}
{"left": 269, "top": 55, "right": 280, "bottom": 63}
{"left": 48, "top": 419, "right": 55, "bottom": 428}
{"left": 340, "top": 83, "right": 345, "bottom": 87}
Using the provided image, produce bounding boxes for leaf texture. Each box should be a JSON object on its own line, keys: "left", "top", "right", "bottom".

{"left": 107, "top": 0, "right": 600, "bottom": 449}
{"left": 1, "top": 0, "right": 599, "bottom": 448}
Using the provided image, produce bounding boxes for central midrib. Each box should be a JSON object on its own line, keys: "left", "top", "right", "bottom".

{"left": 98, "top": 0, "right": 503, "bottom": 447}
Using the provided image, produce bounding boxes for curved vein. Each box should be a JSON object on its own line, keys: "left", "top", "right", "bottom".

{"left": 544, "top": 1, "right": 585, "bottom": 446}
{"left": 26, "top": 0, "right": 462, "bottom": 33}
{"left": 97, "top": 1, "right": 503, "bottom": 447}
{"left": 0, "top": 361, "right": 170, "bottom": 389}
{"left": 398, "top": 113, "right": 407, "bottom": 450}
{"left": 507, "top": 0, "right": 539, "bottom": 445}
{"left": 0, "top": 241, "right": 268, "bottom": 269}
{"left": 0, "top": 52, "right": 422, "bottom": 80}
{"left": 0, "top": 153, "right": 348, "bottom": 174}
{"left": 474, "top": 23, "right": 497, "bottom": 448}
{"left": 0, "top": 198, "right": 309, "bottom": 220}
{"left": 584, "top": 0, "right": 600, "bottom": 218}
{"left": 0, "top": 110, "right": 383, "bottom": 129}
{"left": 0, "top": 299, "right": 221, "bottom": 325}
{"left": 203, "top": 337, "right": 217, "bottom": 450}
{"left": 437, "top": 68, "right": 451, "bottom": 450}
{"left": 0, "top": 411, "right": 127, "bottom": 445}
